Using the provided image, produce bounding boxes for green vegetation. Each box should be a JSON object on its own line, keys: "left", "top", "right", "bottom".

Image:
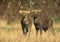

{"left": 20, "top": 0, "right": 30, "bottom": 4}
{"left": 51, "top": 17, "right": 60, "bottom": 22}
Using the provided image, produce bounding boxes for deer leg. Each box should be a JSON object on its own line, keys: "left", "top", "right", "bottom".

{"left": 36, "top": 30, "right": 38, "bottom": 40}
{"left": 49, "top": 24, "right": 55, "bottom": 35}
{"left": 28, "top": 27, "right": 31, "bottom": 38}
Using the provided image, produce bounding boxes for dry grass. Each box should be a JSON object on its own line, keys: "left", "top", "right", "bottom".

{"left": 53, "top": 21, "right": 60, "bottom": 29}
{"left": 0, "top": 20, "right": 60, "bottom": 42}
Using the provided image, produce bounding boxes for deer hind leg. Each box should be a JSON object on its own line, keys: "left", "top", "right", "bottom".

{"left": 49, "top": 20, "right": 55, "bottom": 35}
{"left": 48, "top": 23, "right": 55, "bottom": 35}
{"left": 49, "top": 26, "right": 55, "bottom": 35}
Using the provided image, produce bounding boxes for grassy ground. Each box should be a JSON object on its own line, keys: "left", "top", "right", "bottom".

{"left": 0, "top": 17, "right": 60, "bottom": 42}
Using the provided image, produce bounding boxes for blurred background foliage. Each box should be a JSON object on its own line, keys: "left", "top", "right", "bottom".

{"left": 0, "top": 0, "right": 60, "bottom": 19}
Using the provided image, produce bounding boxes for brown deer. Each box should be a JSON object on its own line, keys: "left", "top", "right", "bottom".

{"left": 32, "top": 14, "right": 55, "bottom": 38}
{"left": 21, "top": 14, "right": 33, "bottom": 38}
